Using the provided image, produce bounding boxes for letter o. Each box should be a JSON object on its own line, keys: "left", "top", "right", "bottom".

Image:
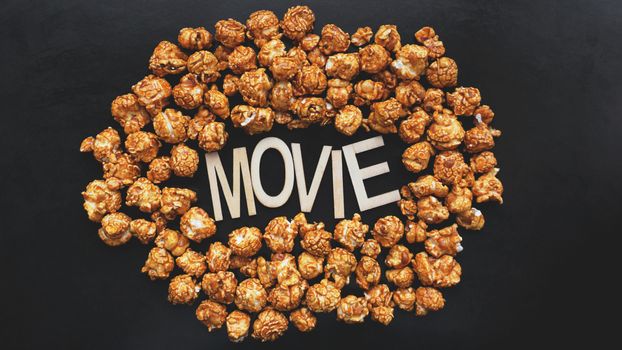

{"left": 250, "top": 137, "right": 295, "bottom": 208}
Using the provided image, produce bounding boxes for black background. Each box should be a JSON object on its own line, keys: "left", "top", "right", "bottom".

{"left": 1, "top": 0, "right": 619, "bottom": 349}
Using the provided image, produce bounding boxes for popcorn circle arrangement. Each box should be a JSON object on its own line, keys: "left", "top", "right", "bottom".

{"left": 80, "top": 5, "right": 503, "bottom": 342}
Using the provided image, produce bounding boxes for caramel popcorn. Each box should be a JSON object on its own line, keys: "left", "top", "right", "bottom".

{"left": 124, "top": 132, "right": 159, "bottom": 164}
{"left": 125, "top": 177, "right": 161, "bottom": 213}
{"left": 82, "top": 179, "right": 122, "bottom": 222}
{"left": 102, "top": 153, "right": 141, "bottom": 186}
{"left": 355, "top": 256, "right": 381, "bottom": 290}
{"left": 214, "top": 45, "right": 233, "bottom": 70}
{"left": 290, "top": 308, "right": 316, "bottom": 332}
{"left": 215, "top": 19, "right": 246, "bottom": 48}
{"left": 235, "top": 278, "right": 268, "bottom": 313}
{"left": 474, "top": 105, "right": 495, "bottom": 124}
{"left": 333, "top": 213, "right": 368, "bottom": 251}
{"left": 270, "top": 81, "right": 294, "bottom": 112}
{"left": 270, "top": 56, "right": 301, "bottom": 81}
{"left": 373, "top": 69, "right": 398, "bottom": 89}
{"left": 131, "top": 74, "right": 171, "bottom": 116}
{"left": 372, "top": 215, "right": 404, "bottom": 248}
{"left": 423, "top": 87, "right": 445, "bottom": 112}
{"left": 397, "top": 197, "right": 417, "bottom": 220}
{"left": 414, "top": 287, "right": 445, "bottom": 316}
{"left": 252, "top": 308, "right": 288, "bottom": 342}
{"left": 155, "top": 228, "right": 190, "bottom": 256}
{"left": 129, "top": 219, "right": 156, "bottom": 244}
{"left": 231, "top": 255, "right": 257, "bottom": 277}
{"left": 198, "top": 121, "right": 228, "bottom": 152}
{"left": 337, "top": 295, "right": 369, "bottom": 324}
{"left": 202, "top": 271, "right": 237, "bottom": 304}
{"left": 223, "top": 74, "right": 240, "bottom": 96}
{"left": 375, "top": 25, "right": 401, "bottom": 53}
{"left": 178, "top": 27, "right": 213, "bottom": 50}
{"left": 351, "top": 26, "right": 373, "bottom": 46}
{"left": 281, "top": 5, "right": 315, "bottom": 41}
{"left": 385, "top": 244, "right": 413, "bottom": 269}
{"left": 148, "top": 41, "right": 187, "bottom": 77}
{"left": 229, "top": 227, "right": 263, "bottom": 257}
{"left": 230, "top": 105, "right": 273, "bottom": 135}
{"left": 425, "top": 224, "right": 463, "bottom": 258}
{"left": 433, "top": 151, "right": 472, "bottom": 186}
{"left": 417, "top": 196, "right": 450, "bottom": 224}
{"left": 367, "top": 97, "right": 407, "bottom": 134}
{"left": 412, "top": 252, "right": 461, "bottom": 288}
{"left": 360, "top": 239, "right": 382, "bottom": 258}
{"left": 325, "top": 79, "right": 352, "bottom": 109}
{"left": 273, "top": 253, "right": 303, "bottom": 287}
{"left": 141, "top": 247, "right": 174, "bottom": 280}
{"left": 359, "top": 44, "right": 391, "bottom": 74}
{"left": 395, "top": 80, "right": 425, "bottom": 107}
{"left": 415, "top": 27, "right": 445, "bottom": 59}
{"left": 318, "top": 24, "right": 350, "bottom": 55}
{"left": 427, "top": 109, "right": 465, "bottom": 150}
{"left": 257, "top": 256, "right": 277, "bottom": 288}
{"left": 446, "top": 185, "right": 473, "bottom": 214}
{"left": 408, "top": 175, "right": 449, "bottom": 198}
{"left": 464, "top": 122, "right": 501, "bottom": 153}
{"left": 172, "top": 73, "right": 204, "bottom": 110}
{"left": 258, "top": 39, "right": 286, "bottom": 67}
{"left": 196, "top": 300, "right": 227, "bottom": 332}
{"left": 386, "top": 266, "right": 415, "bottom": 288}
{"left": 308, "top": 47, "right": 326, "bottom": 68}
{"left": 226, "top": 310, "right": 251, "bottom": 342}
{"left": 246, "top": 10, "right": 281, "bottom": 47}
{"left": 470, "top": 151, "right": 497, "bottom": 174}
{"left": 365, "top": 284, "right": 394, "bottom": 325}
{"left": 447, "top": 87, "right": 481, "bottom": 116}
{"left": 204, "top": 86, "right": 230, "bottom": 119}
{"left": 238, "top": 68, "right": 273, "bottom": 107}
{"left": 325, "top": 53, "right": 360, "bottom": 81}
{"left": 186, "top": 50, "right": 220, "bottom": 84}
{"left": 207, "top": 242, "right": 232, "bottom": 272}
{"left": 293, "top": 64, "right": 327, "bottom": 96}
{"left": 159, "top": 187, "right": 197, "bottom": 220}
{"left": 426, "top": 57, "right": 458, "bottom": 88}
{"left": 405, "top": 219, "right": 428, "bottom": 244}
{"left": 80, "top": 127, "right": 121, "bottom": 163}
{"left": 353, "top": 79, "right": 388, "bottom": 106}
{"left": 98, "top": 212, "right": 132, "bottom": 246}
{"left": 110, "top": 94, "right": 150, "bottom": 134}
{"left": 170, "top": 143, "right": 199, "bottom": 178}
{"left": 300, "top": 227, "right": 332, "bottom": 256}
{"left": 179, "top": 207, "right": 216, "bottom": 243}
{"left": 153, "top": 108, "right": 189, "bottom": 144}
{"left": 473, "top": 168, "right": 504, "bottom": 204}
{"left": 146, "top": 156, "right": 172, "bottom": 184}
{"left": 305, "top": 279, "right": 341, "bottom": 313}
{"left": 268, "top": 281, "right": 307, "bottom": 311}
{"left": 325, "top": 247, "right": 357, "bottom": 287}
{"left": 228, "top": 45, "right": 257, "bottom": 74}
{"left": 176, "top": 249, "right": 207, "bottom": 277}
{"left": 402, "top": 141, "right": 435, "bottom": 173}
{"left": 392, "top": 287, "right": 416, "bottom": 311}
{"left": 151, "top": 211, "right": 168, "bottom": 233}
{"left": 391, "top": 44, "right": 428, "bottom": 80}
{"left": 297, "top": 251, "right": 324, "bottom": 280}
{"left": 168, "top": 274, "right": 199, "bottom": 305}
{"left": 456, "top": 207, "right": 485, "bottom": 230}
{"left": 263, "top": 216, "right": 297, "bottom": 253}
{"left": 334, "top": 104, "right": 362, "bottom": 136}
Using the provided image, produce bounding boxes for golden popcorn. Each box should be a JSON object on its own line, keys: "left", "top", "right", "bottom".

{"left": 141, "top": 247, "right": 174, "bottom": 280}
{"left": 201, "top": 271, "right": 237, "bottom": 304}
{"left": 372, "top": 215, "right": 404, "bottom": 248}
{"left": 98, "top": 212, "right": 132, "bottom": 246}
{"left": 293, "top": 64, "right": 327, "bottom": 96}
{"left": 337, "top": 295, "right": 369, "bottom": 324}
{"left": 172, "top": 73, "right": 204, "bottom": 110}
{"left": 297, "top": 251, "right": 324, "bottom": 280}
{"left": 447, "top": 87, "right": 481, "bottom": 116}
{"left": 402, "top": 141, "right": 435, "bottom": 173}
{"left": 367, "top": 97, "right": 407, "bottom": 134}
{"left": 375, "top": 24, "right": 401, "bottom": 52}
{"left": 391, "top": 44, "right": 428, "bottom": 80}
{"left": 252, "top": 308, "right": 288, "bottom": 342}
{"left": 333, "top": 213, "right": 369, "bottom": 251}
{"left": 178, "top": 27, "right": 213, "bottom": 50}
{"left": 425, "top": 224, "right": 463, "bottom": 258}
{"left": 392, "top": 287, "right": 416, "bottom": 311}
{"left": 187, "top": 50, "right": 220, "bottom": 83}
{"left": 257, "top": 256, "right": 277, "bottom": 288}
{"left": 159, "top": 187, "right": 197, "bottom": 220}
{"left": 433, "top": 150, "right": 473, "bottom": 186}
{"left": 229, "top": 227, "right": 263, "bottom": 257}
{"left": 238, "top": 68, "right": 273, "bottom": 107}
{"left": 153, "top": 108, "right": 189, "bottom": 144}
{"left": 257, "top": 39, "right": 286, "bottom": 67}
{"left": 206, "top": 242, "right": 232, "bottom": 272}
{"left": 456, "top": 207, "right": 485, "bottom": 230}
{"left": 264, "top": 216, "right": 297, "bottom": 253}
{"left": 385, "top": 244, "right": 413, "bottom": 269}
{"left": 110, "top": 94, "right": 150, "bottom": 134}
{"left": 359, "top": 44, "right": 391, "bottom": 74}
{"left": 155, "top": 228, "right": 190, "bottom": 256}
{"left": 470, "top": 151, "right": 497, "bottom": 174}
{"left": 474, "top": 104, "right": 495, "bottom": 124}
{"left": 417, "top": 195, "right": 450, "bottom": 224}
{"left": 82, "top": 179, "right": 122, "bottom": 222}
{"left": 334, "top": 105, "right": 362, "bottom": 136}
{"left": 148, "top": 41, "right": 188, "bottom": 77}
{"left": 473, "top": 168, "right": 504, "bottom": 204}
{"left": 423, "top": 87, "right": 445, "bottom": 112}
{"left": 427, "top": 109, "right": 465, "bottom": 150}
{"left": 399, "top": 107, "right": 431, "bottom": 144}
{"left": 270, "top": 81, "right": 295, "bottom": 112}
{"left": 414, "top": 287, "right": 445, "bottom": 316}
{"left": 464, "top": 122, "right": 501, "bottom": 153}
{"left": 353, "top": 79, "right": 388, "bottom": 106}
{"left": 196, "top": 300, "right": 227, "bottom": 332}
{"left": 319, "top": 24, "right": 350, "bottom": 55}
{"left": 446, "top": 185, "right": 473, "bottom": 214}
{"left": 179, "top": 207, "right": 216, "bottom": 243}
{"left": 198, "top": 121, "right": 228, "bottom": 152}
{"left": 412, "top": 252, "right": 462, "bottom": 288}
{"left": 246, "top": 10, "right": 281, "bottom": 47}
{"left": 300, "top": 227, "right": 332, "bottom": 256}
{"left": 395, "top": 80, "right": 425, "bottom": 107}
{"left": 215, "top": 18, "right": 246, "bottom": 48}
{"left": 426, "top": 57, "right": 458, "bottom": 88}
{"left": 268, "top": 281, "right": 307, "bottom": 311}
{"left": 80, "top": 127, "right": 121, "bottom": 163}
{"left": 226, "top": 310, "right": 251, "bottom": 342}
{"left": 170, "top": 143, "right": 199, "bottom": 178}
{"left": 228, "top": 45, "right": 257, "bottom": 74}
{"left": 167, "top": 274, "right": 199, "bottom": 305}
{"left": 305, "top": 279, "right": 341, "bottom": 313}
{"left": 351, "top": 26, "right": 373, "bottom": 46}
{"left": 289, "top": 308, "right": 316, "bottom": 332}
{"left": 408, "top": 175, "right": 449, "bottom": 198}
{"left": 405, "top": 219, "right": 428, "bottom": 244}
{"left": 386, "top": 266, "right": 415, "bottom": 288}
{"left": 125, "top": 131, "right": 160, "bottom": 163}
{"left": 129, "top": 219, "right": 157, "bottom": 244}
{"left": 270, "top": 56, "right": 301, "bottom": 81}
{"left": 146, "top": 156, "right": 172, "bottom": 184}
{"left": 102, "top": 153, "right": 141, "bottom": 186}
{"left": 235, "top": 278, "right": 268, "bottom": 313}
{"left": 360, "top": 239, "right": 382, "bottom": 258}
{"left": 223, "top": 74, "right": 240, "bottom": 96}
{"left": 281, "top": 5, "right": 315, "bottom": 41}
{"left": 131, "top": 74, "right": 171, "bottom": 116}
{"left": 365, "top": 284, "right": 394, "bottom": 325}
{"left": 176, "top": 249, "right": 207, "bottom": 277}
{"left": 204, "top": 86, "right": 230, "bottom": 119}
{"left": 125, "top": 177, "right": 161, "bottom": 213}
{"left": 355, "top": 256, "right": 381, "bottom": 290}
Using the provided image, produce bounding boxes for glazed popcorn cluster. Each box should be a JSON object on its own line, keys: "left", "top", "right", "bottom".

{"left": 80, "top": 5, "right": 503, "bottom": 343}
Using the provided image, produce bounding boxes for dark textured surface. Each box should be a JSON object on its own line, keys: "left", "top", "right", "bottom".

{"left": 0, "top": 0, "right": 619, "bottom": 349}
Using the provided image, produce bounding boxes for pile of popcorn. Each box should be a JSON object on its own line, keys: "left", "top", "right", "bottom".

{"left": 79, "top": 5, "right": 503, "bottom": 342}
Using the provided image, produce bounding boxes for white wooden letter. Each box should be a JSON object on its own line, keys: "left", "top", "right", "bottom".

{"left": 251, "top": 137, "right": 295, "bottom": 208}
{"left": 331, "top": 150, "right": 345, "bottom": 219}
{"left": 291, "top": 143, "right": 332, "bottom": 212}
{"left": 342, "top": 136, "right": 400, "bottom": 212}
{"left": 204, "top": 148, "right": 256, "bottom": 221}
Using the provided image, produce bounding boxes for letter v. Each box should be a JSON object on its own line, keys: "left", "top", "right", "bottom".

{"left": 291, "top": 144, "right": 332, "bottom": 212}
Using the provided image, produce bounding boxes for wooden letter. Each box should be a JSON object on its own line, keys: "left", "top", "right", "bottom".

{"left": 291, "top": 143, "right": 332, "bottom": 212}
{"left": 331, "top": 150, "right": 345, "bottom": 219}
{"left": 250, "top": 137, "right": 295, "bottom": 208}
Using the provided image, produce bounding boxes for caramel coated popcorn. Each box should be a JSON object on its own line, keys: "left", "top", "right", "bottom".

{"left": 446, "top": 185, "right": 473, "bottom": 214}
{"left": 334, "top": 105, "right": 362, "bottom": 136}
{"left": 360, "top": 239, "right": 382, "bottom": 258}
{"left": 179, "top": 207, "right": 216, "bottom": 243}
{"left": 351, "top": 26, "right": 373, "bottom": 46}
{"left": 426, "top": 57, "right": 458, "bottom": 88}
{"left": 324, "top": 247, "right": 357, "bottom": 288}
{"left": 252, "top": 308, "right": 288, "bottom": 342}
{"left": 412, "top": 252, "right": 462, "bottom": 288}
{"left": 125, "top": 177, "right": 161, "bottom": 213}
{"left": 153, "top": 108, "right": 189, "bottom": 144}
{"left": 215, "top": 19, "right": 246, "bottom": 48}
{"left": 155, "top": 228, "right": 190, "bottom": 256}
{"left": 246, "top": 10, "right": 281, "bottom": 47}
{"left": 196, "top": 300, "right": 227, "bottom": 331}
{"left": 82, "top": 179, "right": 122, "bottom": 222}
{"left": 300, "top": 227, "right": 332, "bottom": 256}
{"left": 337, "top": 295, "right": 369, "bottom": 324}
{"left": 402, "top": 141, "right": 435, "bottom": 173}
{"left": 228, "top": 45, "right": 257, "bottom": 74}
{"left": 172, "top": 73, "right": 204, "bottom": 110}
{"left": 447, "top": 87, "right": 481, "bottom": 116}
{"left": 131, "top": 74, "right": 171, "bottom": 116}
{"left": 229, "top": 227, "right": 263, "bottom": 257}
{"left": 102, "top": 153, "right": 141, "bottom": 186}
{"left": 111, "top": 94, "right": 151, "bottom": 134}
{"left": 392, "top": 287, "right": 416, "bottom": 311}
{"left": 264, "top": 216, "right": 297, "bottom": 253}
{"left": 146, "top": 156, "right": 172, "bottom": 184}
{"left": 326, "top": 78, "right": 352, "bottom": 109}
{"left": 206, "top": 242, "right": 232, "bottom": 272}
{"left": 385, "top": 244, "right": 413, "bottom": 269}
{"left": 80, "top": 127, "right": 121, "bottom": 163}
{"left": 141, "top": 247, "right": 174, "bottom": 280}
{"left": 258, "top": 39, "right": 285, "bottom": 67}
{"left": 414, "top": 287, "right": 445, "bottom": 316}
{"left": 176, "top": 249, "right": 207, "bottom": 277}
{"left": 359, "top": 44, "right": 391, "bottom": 74}
{"left": 470, "top": 151, "right": 497, "bottom": 174}
{"left": 355, "top": 256, "right": 381, "bottom": 290}
{"left": 226, "top": 310, "right": 251, "bottom": 342}
{"left": 297, "top": 252, "right": 324, "bottom": 280}
{"left": 202, "top": 271, "right": 237, "bottom": 304}
{"left": 198, "top": 121, "right": 228, "bottom": 152}
{"left": 365, "top": 284, "right": 394, "bottom": 325}
{"left": 159, "top": 187, "right": 197, "bottom": 220}
{"left": 149, "top": 41, "right": 188, "bottom": 77}
{"left": 333, "top": 213, "right": 369, "bottom": 251}
{"left": 305, "top": 279, "right": 341, "bottom": 313}
{"left": 98, "top": 212, "right": 132, "bottom": 246}
{"left": 425, "top": 224, "right": 463, "bottom": 257}
{"left": 168, "top": 274, "right": 199, "bottom": 305}
{"left": 281, "top": 5, "right": 315, "bottom": 41}
{"left": 405, "top": 219, "right": 428, "bottom": 244}
{"left": 417, "top": 196, "right": 450, "bottom": 224}
{"left": 290, "top": 308, "right": 316, "bottom": 332}
{"left": 170, "top": 143, "right": 199, "bottom": 177}
{"left": 130, "top": 219, "right": 157, "bottom": 244}
{"left": 268, "top": 281, "right": 307, "bottom": 311}
{"left": 464, "top": 122, "right": 501, "bottom": 153}
{"left": 372, "top": 216, "right": 404, "bottom": 248}
{"left": 319, "top": 24, "right": 350, "bottom": 55}
{"left": 178, "top": 27, "right": 213, "bottom": 50}
{"left": 473, "top": 168, "right": 504, "bottom": 204}
{"left": 235, "top": 278, "right": 268, "bottom": 313}
{"left": 399, "top": 108, "right": 432, "bottom": 144}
